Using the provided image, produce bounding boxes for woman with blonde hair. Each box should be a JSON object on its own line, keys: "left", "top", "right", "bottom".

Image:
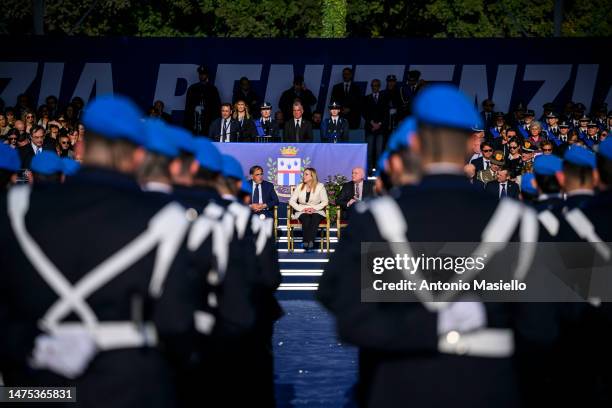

{"left": 289, "top": 167, "right": 329, "bottom": 252}
{"left": 232, "top": 99, "right": 256, "bottom": 141}
{"left": 22, "top": 110, "right": 36, "bottom": 134}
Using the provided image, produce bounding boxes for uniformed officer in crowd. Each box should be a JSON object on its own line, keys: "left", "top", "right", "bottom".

{"left": 318, "top": 84, "right": 557, "bottom": 408}
{"left": 184, "top": 65, "right": 222, "bottom": 136}
{"left": 0, "top": 95, "right": 203, "bottom": 407}
{"left": 0, "top": 143, "right": 21, "bottom": 188}
{"left": 517, "top": 140, "right": 536, "bottom": 175}
{"left": 254, "top": 102, "right": 280, "bottom": 142}
{"left": 321, "top": 101, "right": 350, "bottom": 143}
{"left": 382, "top": 74, "right": 401, "bottom": 132}
{"left": 477, "top": 149, "right": 504, "bottom": 185}
{"left": 562, "top": 145, "right": 596, "bottom": 210}
{"left": 397, "top": 70, "right": 422, "bottom": 120}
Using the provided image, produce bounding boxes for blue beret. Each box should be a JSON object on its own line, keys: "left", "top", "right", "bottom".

{"left": 597, "top": 138, "right": 612, "bottom": 161}
{"left": 520, "top": 173, "right": 537, "bottom": 195}
{"left": 240, "top": 177, "right": 253, "bottom": 195}
{"left": 193, "top": 139, "right": 222, "bottom": 172}
{"left": 143, "top": 120, "right": 179, "bottom": 158}
{"left": 413, "top": 84, "right": 482, "bottom": 131}
{"left": 221, "top": 154, "right": 244, "bottom": 180}
{"left": 387, "top": 117, "right": 416, "bottom": 152}
{"left": 82, "top": 94, "right": 146, "bottom": 146}
{"left": 31, "top": 151, "right": 64, "bottom": 175}
{"left": 564, "top": 145, "right": 595, "bottom": 168}
{"left": 0, "top": 144, "right": 21, "bottom": 172}
{"left": 62, "top": 158, "right": 81, "bottom": 176}
{"left": 533, "top": 154, "right": 562, "bottom": 176}
{"left": 165, "top": 125, "right": 195, "bottom": 154}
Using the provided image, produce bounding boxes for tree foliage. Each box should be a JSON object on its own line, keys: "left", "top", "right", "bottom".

{"left": 1, "top": 0, "right": 609, "bottom": 37}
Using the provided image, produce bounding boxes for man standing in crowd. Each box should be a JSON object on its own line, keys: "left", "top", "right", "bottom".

{"left": 336, "top": 167, "right": 373, "bottom": 217}
{"left": 209, "top": 103, "right": 240, "bottom": 142}
{"left": 184, "top": 65, "right": 221, "bottom": 136}
{"left": 331, "top": 67, "right": 363, "bottom": 129}
{"left": 0, "top": 95, "right": 202, "bottom": 407}
{"left": 249, "top": 165, "right": 279, "bottom": 219}
{"left": 318, "top": 84, "right": 556, "bottom": 408}
{"left": 321, "top": 102, "right": 349, "bottom": 143}
{"left": 363, "top": 79, "right": 388, "bottom": 172}
{"left": 279, "top": 76, "right": 317, "bottom": 122}
{"left": 233, "top": 77, "right": 260, "bottom": 116}
{"left": 480, "top": 99, "right": 495, "bottom": 129}
{"left": 283, "top": 102, "right": 313, "bottom": 142}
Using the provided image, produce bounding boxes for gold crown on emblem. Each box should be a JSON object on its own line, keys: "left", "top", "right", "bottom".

{"left": 495, "top": 153, "right": 503, "bottom": 161}
{"left": 280, "top": 146, "right": 298, "bottom": 156}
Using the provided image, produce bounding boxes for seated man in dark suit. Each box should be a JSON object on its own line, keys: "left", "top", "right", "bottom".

{"left": 485, "top": 167, "right": 519, "bottom": 199}
{"left": 336, "top": 167, "right": 374, "bottom": 218}
{"left": 208, "top": 103, "right": 240, "bottom": 142}
{"left": 283, "top": 102, "right": 313, "bottom": 143}
{"left": 249, "top": 164, "right": 279, "bottom": 218}
{"left": 469, "top": 141, "right": 494, "bottom": 172}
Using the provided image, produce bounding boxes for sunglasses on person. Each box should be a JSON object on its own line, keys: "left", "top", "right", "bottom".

{"left": 509, "top": 145, "right": 518, "bottom": 150}
{"left": 26, "top": 115, "right": 33, "bottom": 119}
{"left": 60, "top": 141, "right": 70, "bottom": 146}
{"left": 482, "top": 149, "right": 493, "bottom": 153}
{"left": 542, "top": 147, "right": 553, "bottom": 152}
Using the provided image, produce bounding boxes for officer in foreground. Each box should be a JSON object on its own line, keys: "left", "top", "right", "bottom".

{"left": 0, "top": 95, "right": 202, "bottom": 407}
{"left": 318, "top": 85, "right": 557, "bottom": 408}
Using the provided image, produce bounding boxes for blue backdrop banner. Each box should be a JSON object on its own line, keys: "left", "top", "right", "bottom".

{"left": 214, "top": 142, "right": 367, "bottom": 201}
{"left": 1, "top": 37, "right": 610, "bottom": 124}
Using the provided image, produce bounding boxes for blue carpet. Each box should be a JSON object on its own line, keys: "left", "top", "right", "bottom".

{"left": 274, "top": 300, "right": 358, "bottom": 408}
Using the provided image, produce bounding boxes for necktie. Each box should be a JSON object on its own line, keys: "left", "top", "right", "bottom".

{"left": 222, "top": 119, "right": 228, "bottom": 141}
{"left": 500, "top": 183, "right": 507, "bottom": 198}
{"left": 355, "top": 182, "right": 361, "bottom": 200}
{"left": 295, "top": 120, "right": 301, "bottom": 141}
{"left": 374, "top": 93, "right": 378, "bottom": 103}
{"left": 484, "top": 160, "right": 489, "bottom": 170}
{"left": 254, "top": 183, "right": 261, "bottom": 203}
{"left": 333, "top": 119, "right": 337, "bottom": 126}
{"left": 345, "top": 83, "right": 349, "bottom": 94}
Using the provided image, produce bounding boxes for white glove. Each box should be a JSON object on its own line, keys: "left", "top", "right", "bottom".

{"left": 30, "top": 328, "right": 97, "bottom": 379}
{"left": 437, "top": 301, "right": 487, "bottom": 335}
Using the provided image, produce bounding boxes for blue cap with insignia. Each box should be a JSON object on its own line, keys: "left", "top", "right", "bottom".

{"left": 413, "top": 84, "right": 482, "bottom": 131}
{"left": 564, "top": 145, "right": 596, "bottom": 168}
{"left": 328, "top": 101, "right": 342, "bottom": 110}
{"left": 0, "top": 144, "right": 21, "bottom": 172}
{"left": 521, "top": 173, "right": 537, "bottom": 195}
{"left": 62, "top": 158, "right": 81, "bottom": 176}
{"left": 596, "top": 138, "right": 612, "bottom": 161}
{"left": 240, "top": 177, "right": 253, "bottom": 195}
{"left": 165, "top": 125, "right": 195, "bottom": 155}
{"left": 143, "top": 120, "right": 179, "bottom": 158}
{"left": 193, "top": 138, "right": 222, "bottom": 172}
{"left": 387, "top": 117, "right": 416, "bottom": 152}
{"left": 260, "top": 101, "right": 272, "bottom": 110}
{"left": 221, "top": 154, "right": 244, "bottom": 180}
{"left": 533, "top": 154, "right": 562, "bottom": 175}
{"left": 82, "top": 94, "right": 146, "bottom": 146}
{"left": 31, "top": 151, "right": 64, "bottom": 175}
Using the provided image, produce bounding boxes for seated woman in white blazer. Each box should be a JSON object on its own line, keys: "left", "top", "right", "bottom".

{"left": 289, "top": 167, "right": 329, "bottom": 251}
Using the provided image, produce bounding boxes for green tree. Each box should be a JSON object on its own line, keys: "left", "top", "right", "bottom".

{"left": 321, "top": 0, "right": 347, "bottom": 37}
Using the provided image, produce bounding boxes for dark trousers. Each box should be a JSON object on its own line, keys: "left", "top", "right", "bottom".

{"left": 298, "top": 213, "right": 324, "bottom": 244}
{"left": 365, "top": 131, "right": 387, "bottom": 173}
